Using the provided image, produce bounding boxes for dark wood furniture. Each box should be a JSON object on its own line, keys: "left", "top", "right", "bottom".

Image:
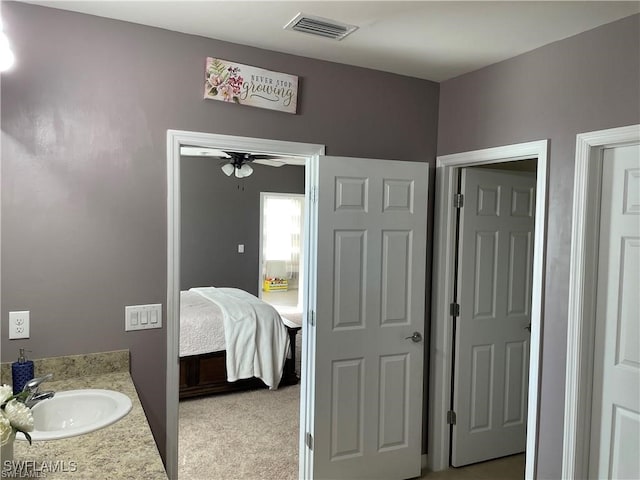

{"left": 179, "top": 324, "right": 301, "bottom": 399}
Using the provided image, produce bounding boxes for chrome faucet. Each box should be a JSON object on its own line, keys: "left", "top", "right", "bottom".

{"left": 22, "top": 373, "right": 55, "bottom": 408}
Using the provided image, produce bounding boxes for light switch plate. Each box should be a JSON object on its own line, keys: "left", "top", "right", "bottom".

{"left": 125, "top": 304, "right": 162, "bottom": 331}
{"left": 9, "top": 311, "right": 30, "bottom": 339}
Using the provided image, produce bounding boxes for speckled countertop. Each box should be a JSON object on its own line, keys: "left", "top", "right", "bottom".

{"left": 1, "top": 351, "right": 167, "bottom": 479}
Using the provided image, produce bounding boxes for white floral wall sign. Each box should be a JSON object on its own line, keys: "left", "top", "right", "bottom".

{"left": 204, "top": 58, "right": 299, "bottom": 114}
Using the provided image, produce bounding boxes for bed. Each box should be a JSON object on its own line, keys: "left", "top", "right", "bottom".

{"left": 179, "top": 287, "right": 300, "bottom": 399}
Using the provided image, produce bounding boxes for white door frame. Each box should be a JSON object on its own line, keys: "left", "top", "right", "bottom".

{"left": 562, "top": 124, "right": 640, "bottom": 480}
{"left": 166, "top": 129, "right": 325, "bottom": 480}
{"left": 428, "top": 140, "right": 548, "bottom": 478}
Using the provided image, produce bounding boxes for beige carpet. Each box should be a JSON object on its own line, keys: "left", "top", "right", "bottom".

{"left": 178, "top": 329, "right": 303, "bottom": 480}
{"left": 179, "top": 384, "right": 300, "bottom": 480}
{"left": 178, "top": 323, "right": 524, "bottom": 480}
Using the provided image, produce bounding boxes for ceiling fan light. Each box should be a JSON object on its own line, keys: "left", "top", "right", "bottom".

{"left": 221, "top": 163, "right": 235, "bottom": 176}
{"left": 236, "top": 163, "right": 253, "bottom": 178}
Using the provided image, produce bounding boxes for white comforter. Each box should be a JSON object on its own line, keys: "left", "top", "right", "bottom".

{"left": 184, "top": 287, "right": 290, "bottom": 389}
{"left": 179, "top": 290, "right": 226, "bottom": 356}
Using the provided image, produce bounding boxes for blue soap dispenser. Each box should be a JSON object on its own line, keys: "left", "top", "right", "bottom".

{"left": 12, "top": 348, "right": 34, "bottom": 395}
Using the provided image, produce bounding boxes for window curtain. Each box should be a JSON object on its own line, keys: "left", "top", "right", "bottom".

{"left": 263, "top": 195, "right": 304, "bottom": 286}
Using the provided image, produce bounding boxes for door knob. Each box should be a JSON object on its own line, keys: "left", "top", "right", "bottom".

{"left": 524, "top": 324, "right": 531, "bottom": 332}
{"left": 405, "top": 332, "right": 423, "bottom": 343}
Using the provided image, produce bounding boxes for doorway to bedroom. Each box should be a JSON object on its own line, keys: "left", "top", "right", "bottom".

{"left": 168, "top": 132, "right": 324, "bottom": 480}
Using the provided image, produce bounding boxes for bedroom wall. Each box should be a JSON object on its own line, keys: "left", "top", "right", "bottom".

{"left": 437, "top": 14, "right": 640, "bottom": 479}
{"left": 180, "top": 159, "right": 305, "bottom": 294}
{"left": 0, "top": 1, "right": 439, "bottom": 460}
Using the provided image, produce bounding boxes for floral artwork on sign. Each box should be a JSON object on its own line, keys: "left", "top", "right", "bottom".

{"left": 204, "top": 58, "right": 298, "bottom": 114}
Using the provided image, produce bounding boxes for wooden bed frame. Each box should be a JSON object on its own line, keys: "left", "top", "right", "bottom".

{"left": 179, "top": 324, "right": 301, "bottom": 399}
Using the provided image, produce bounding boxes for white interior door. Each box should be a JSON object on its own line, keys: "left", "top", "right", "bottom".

{"left": 452, "top": 167, "right": 536, "bottom": 467}
{"left": 589, "top": 144, "right": 640, "bottom": 479}
{"left": 311, "top": 156, "right": 427, "bottom": 479}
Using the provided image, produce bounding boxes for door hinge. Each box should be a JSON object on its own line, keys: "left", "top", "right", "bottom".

{"left": 310, "top": 186, "right": 318, "bottom": 203}
{"left": 454, "top": 193, "right": 464, "bottom": 208}
{"left": 308, "top": 310, "right": 315, "bottom": 326}
{"left": 306, "top": 432, "right": 314, "bottom": 450}
{"left": 447, "top": 410, "right": 457, "bottom": 425}
{"left": 450, "top": 302, "right": 460, "bottom": 317}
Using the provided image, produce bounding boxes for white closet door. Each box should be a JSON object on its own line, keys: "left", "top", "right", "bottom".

{"left": 452, "top": 167, "right": 535, "bottom": 467}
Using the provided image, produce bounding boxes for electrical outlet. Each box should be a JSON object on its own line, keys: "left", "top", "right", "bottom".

{"left": 9, "top": 311, "right": 30, "bottom": 339}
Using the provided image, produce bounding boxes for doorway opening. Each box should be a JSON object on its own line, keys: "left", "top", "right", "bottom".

{"left": 563, "top": 124, "right": 640, "bottom": 479}
{"left": 166, "top": 130, "right": 325, "bottom": 480}
{"left": 429, "top": 140, "right": 549, "bottom": 479}
{"left": 169, "top": 135, "right": 429, "bottom": 479}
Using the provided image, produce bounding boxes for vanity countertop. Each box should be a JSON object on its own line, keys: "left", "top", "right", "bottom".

{"left": 2, "top": 352, "right": 167, "bottom": 479}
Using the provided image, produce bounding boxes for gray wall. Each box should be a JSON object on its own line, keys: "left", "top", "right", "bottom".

{"left": 0, "top": 2, "right": 439, "bottom": 461}
{"left": 437, "top": 14, "right": 640, "bottom": 479}
{"left": 180, "top": 159, "right": 304, "bottom": 294}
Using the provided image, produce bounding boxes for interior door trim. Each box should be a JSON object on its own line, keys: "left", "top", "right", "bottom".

{"left": 166, "top": 129, "right": 325, "bottom": 480}
{"left": 562, "top": 124, "right": 640, "bottom": 480}
{"left": 429, "top": 140, "right": 549, "bottom": 479}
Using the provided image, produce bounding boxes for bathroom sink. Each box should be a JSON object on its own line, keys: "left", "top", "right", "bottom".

{"left": 16, "top": 389, "right": 132, "bottom": 441}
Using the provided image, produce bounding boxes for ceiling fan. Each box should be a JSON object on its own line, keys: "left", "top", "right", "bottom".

{"left": 180, "top": 146, "right": 304, "bottom": 178}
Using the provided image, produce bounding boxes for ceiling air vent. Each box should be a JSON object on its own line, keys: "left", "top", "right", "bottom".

{"left": 284, "top": 13, "right": 358, "bottom": 41}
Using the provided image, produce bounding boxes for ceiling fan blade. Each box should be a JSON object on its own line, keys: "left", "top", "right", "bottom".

{"left": 250, "top": 154, "right": 306, "bottom": 166}
{"left": 180, "top": 146, "right": 230, "bottom": 158}
{"left": 253, "top": 158, "right": 286, "bottom": 167}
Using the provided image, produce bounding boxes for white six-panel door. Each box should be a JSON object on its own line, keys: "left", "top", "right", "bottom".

{"left": 312, "top": 156, "right": 428, "bottom": 479}
{"left": 590, "top": 144, "right": 640, "bottom": 479}
{"left": 452, "top": 167, "right": 535, "bottom": 466}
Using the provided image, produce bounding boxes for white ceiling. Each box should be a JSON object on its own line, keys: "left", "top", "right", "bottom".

{"left": 22, "top": 1, "right": 640, "bottom": 82}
